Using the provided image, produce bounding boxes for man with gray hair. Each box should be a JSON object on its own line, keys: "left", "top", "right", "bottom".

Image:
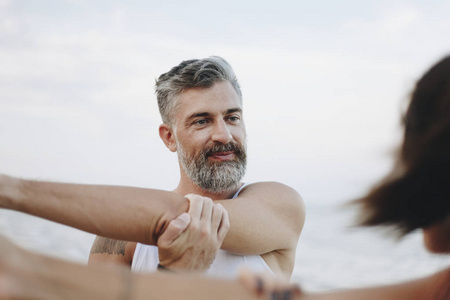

{"left": 157, "top": 57, "right": 247, "bottom": 194}
{"left": 0, "top": 56, "right": 302, "bottom": 277}
{"left": 88, "top": 56, "right": 305, "bottom": 277}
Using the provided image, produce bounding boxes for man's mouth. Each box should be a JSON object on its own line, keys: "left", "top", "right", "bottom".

{"left": 208, "top": 151, "right": 235, "bottom": 161}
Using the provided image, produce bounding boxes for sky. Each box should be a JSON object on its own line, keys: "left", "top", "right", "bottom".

{"left": 1, "top": 0, "right": 450, "bottom": 208}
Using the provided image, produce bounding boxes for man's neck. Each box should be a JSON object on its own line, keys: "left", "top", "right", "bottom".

{"left": 174, "top": 172, "right": 243, "bottom": 200}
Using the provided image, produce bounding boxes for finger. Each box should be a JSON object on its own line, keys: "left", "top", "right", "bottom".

{"left": 281, "top": 290, "right": 293, "bottom": 300}
{"left": 200, "top": 197, "right": 213, "bottom": 224}
{"left": 291, "top": 283, "right": 302, "bottom": 296}
{"left": 271, "top": 290, "right": 293, "bottom": 300}
{"left": 263, "top": 273, "right": 299, "bottom": 300}
{"left": 211, "top": 204, "right": 223, "bottom": 233}
{"left": 238, "top": 268, "right": 264, "bottom": 295}
{"left": 217, "top": 204, "right": 230, "bottom": 242}
{"left": 184, "top": 194, "right": 203, "bottom": 220}
{"left": 259, "top": 272, "right": 277, "bottom": 295}
{"left": 271, "top": 285, "right": 301, "bottom": 300}
{"left": 157, "top": 213, "right": 191, "bottom": 247}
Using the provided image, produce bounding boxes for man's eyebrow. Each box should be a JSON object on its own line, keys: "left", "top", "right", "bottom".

{"left": 186, "top": 112, "right": 210, "bottom": 121}
{"left": 224, "top": 108, "right": 242, "bottom": 115}
{"left": 186, "top": 108, "right": 241, "bottom": 120}
{"left": 184, "top": 108, "right": 242, "bottom": 125}
{"left": 184, "top": 112, "right": 210, "bottom": 126}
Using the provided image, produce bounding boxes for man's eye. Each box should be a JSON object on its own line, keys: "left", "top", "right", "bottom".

{"left": 195, "top": 119, "right": 208, "bottom": 125}
{"left": 228, "top": 116, "right": 240, "bottom": 122}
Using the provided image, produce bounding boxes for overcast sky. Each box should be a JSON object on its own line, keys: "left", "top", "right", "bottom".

{"left": 1, "top": 0, "right": 450, "bottom": 207}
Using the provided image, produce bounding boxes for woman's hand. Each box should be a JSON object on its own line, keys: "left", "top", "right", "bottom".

{"left": 238, "top": 268, "right": 302, "bottom": 300}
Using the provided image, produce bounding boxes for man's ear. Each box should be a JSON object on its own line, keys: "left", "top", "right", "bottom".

{"left": 159, "top": 124, "right": 177, "bottom": 152}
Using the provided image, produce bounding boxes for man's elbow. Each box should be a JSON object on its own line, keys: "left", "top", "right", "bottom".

{"left": 293, "top": 194, "right": 306, "bottom": 236}
{"left": 148, "top": 192, "right": 189, "bottom": 244}
{"left": 279, "top": 184, "right": 305, "bottom": 237}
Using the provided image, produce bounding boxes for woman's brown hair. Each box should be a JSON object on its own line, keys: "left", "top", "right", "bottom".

{"left": 356, "top": 55, "right": 450, "bottom": 235}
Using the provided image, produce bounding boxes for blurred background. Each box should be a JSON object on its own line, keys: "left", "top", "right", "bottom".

{"left": 1, "top": 0, "right": 449, "bottom": 291}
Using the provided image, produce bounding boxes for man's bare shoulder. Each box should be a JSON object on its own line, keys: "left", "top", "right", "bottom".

{"left": 238, "top": 181, "right": 305, "bottom": 235}
{"left": 241, "top": 181, "right": 301, "bottom": 194}
{"left": 88, "top": 237, "right": 136, "bottom": 266}
{"left": 239, "top": 181, "right": 304, "bottom": 208}
{"left": 233, "top": 181, "right": 305, "bottom": 274}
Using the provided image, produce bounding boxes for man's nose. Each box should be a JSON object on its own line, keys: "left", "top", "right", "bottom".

{"left": 211, "top": 120, "right": 233, "bottom": 144}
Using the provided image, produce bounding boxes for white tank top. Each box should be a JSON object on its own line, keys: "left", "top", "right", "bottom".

{"left": 131, "top": 184, "right": 272, "bottom": 278}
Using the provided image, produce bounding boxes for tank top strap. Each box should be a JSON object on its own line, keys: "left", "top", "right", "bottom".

{"left": 232, "top": 183, "right": 251, "bottom": 199}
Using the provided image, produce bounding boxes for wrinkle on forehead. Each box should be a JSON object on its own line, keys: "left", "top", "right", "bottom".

{"left": 173, "top": 81, "right": 243, "bottom": 128}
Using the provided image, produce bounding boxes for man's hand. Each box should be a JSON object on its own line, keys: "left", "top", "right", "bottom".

{"left": 157, "top": 194, "right": 230, "bottom": 272}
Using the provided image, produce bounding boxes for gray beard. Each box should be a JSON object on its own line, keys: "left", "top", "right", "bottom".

{"left": 177, "top": 141, "right": 247, "bottom": 194}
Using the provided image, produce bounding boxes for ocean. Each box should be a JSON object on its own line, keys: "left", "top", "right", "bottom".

{"left": 0, "top": 201, "right": 448, "bottom": 292}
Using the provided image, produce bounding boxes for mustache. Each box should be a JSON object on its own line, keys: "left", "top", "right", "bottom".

{"left": 204, "top": 143, "right": 245, "bottom": 157}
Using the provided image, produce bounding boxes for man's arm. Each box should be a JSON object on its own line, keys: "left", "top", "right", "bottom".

{"left": 88, "top": 238, "right": 136, "bottom": 267}
{"left": 0, "top": 175, "right": 304, "bottom": 272}
{"left": 218, "top": 182, "right": 304, "bottom": 254}
{"left": 88, "top": 195, "right": 230, "bottom": 272}
{"left": 0, "top": 175, "right": 229, "bottom": 272}
{"left": 88, "top": 196, "right": 231, "bottom": 272}
{"left": 87, "top": 182, "right": 305, "bottom": 273}
{"left": 217, "top": 182, "right": 305, "bottom": 275}
{"left": 0, "top": 174, "right": 188, "bottom": 246}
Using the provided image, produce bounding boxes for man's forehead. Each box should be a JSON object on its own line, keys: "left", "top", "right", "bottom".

{"left": 174, "top": 82, "right": 243, "bottom": 118}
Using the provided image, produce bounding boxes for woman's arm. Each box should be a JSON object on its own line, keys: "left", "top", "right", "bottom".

{"left": 240, "top": 267, "right": 450, "bottom": 300}
{"left": 0, "top": 235, "right": 262, "bottom": 300}
{"left": 3, "top": 234, "right": 448, "bottom": 300}
{"left": 301, "top": 269, "right": 449, "bottom": 300}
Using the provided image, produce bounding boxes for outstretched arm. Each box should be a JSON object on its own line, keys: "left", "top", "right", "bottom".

{"left": 239, "top": 267, "right": 450, "bottom": 300}
{"left": 3, "top": 234, "right": 448, "bottom": 300}
{"left": 0, "top": 174, "right": 230, "bottom": 273}
{"left": 0, "top": 235, "right": 263, "bottom": 300}
{"left": 0, "top": 174, "right": 188, "bottom": 246}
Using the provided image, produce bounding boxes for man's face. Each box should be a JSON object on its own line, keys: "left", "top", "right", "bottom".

{"left": 172, "top": 81, "right": 247, "bottom": 194}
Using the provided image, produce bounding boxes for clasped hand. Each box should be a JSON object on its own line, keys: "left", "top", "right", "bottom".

{"left": 157, "top": 194, "right": 230, "bottom": 272}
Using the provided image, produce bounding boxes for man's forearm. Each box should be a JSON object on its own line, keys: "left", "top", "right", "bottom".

{"left": 0, "top": 175, "right": 189, "bottom": 245}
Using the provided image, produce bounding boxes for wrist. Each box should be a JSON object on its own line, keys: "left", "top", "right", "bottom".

{"left": 0, "top": 174, "right": 24, "bottom": 211}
